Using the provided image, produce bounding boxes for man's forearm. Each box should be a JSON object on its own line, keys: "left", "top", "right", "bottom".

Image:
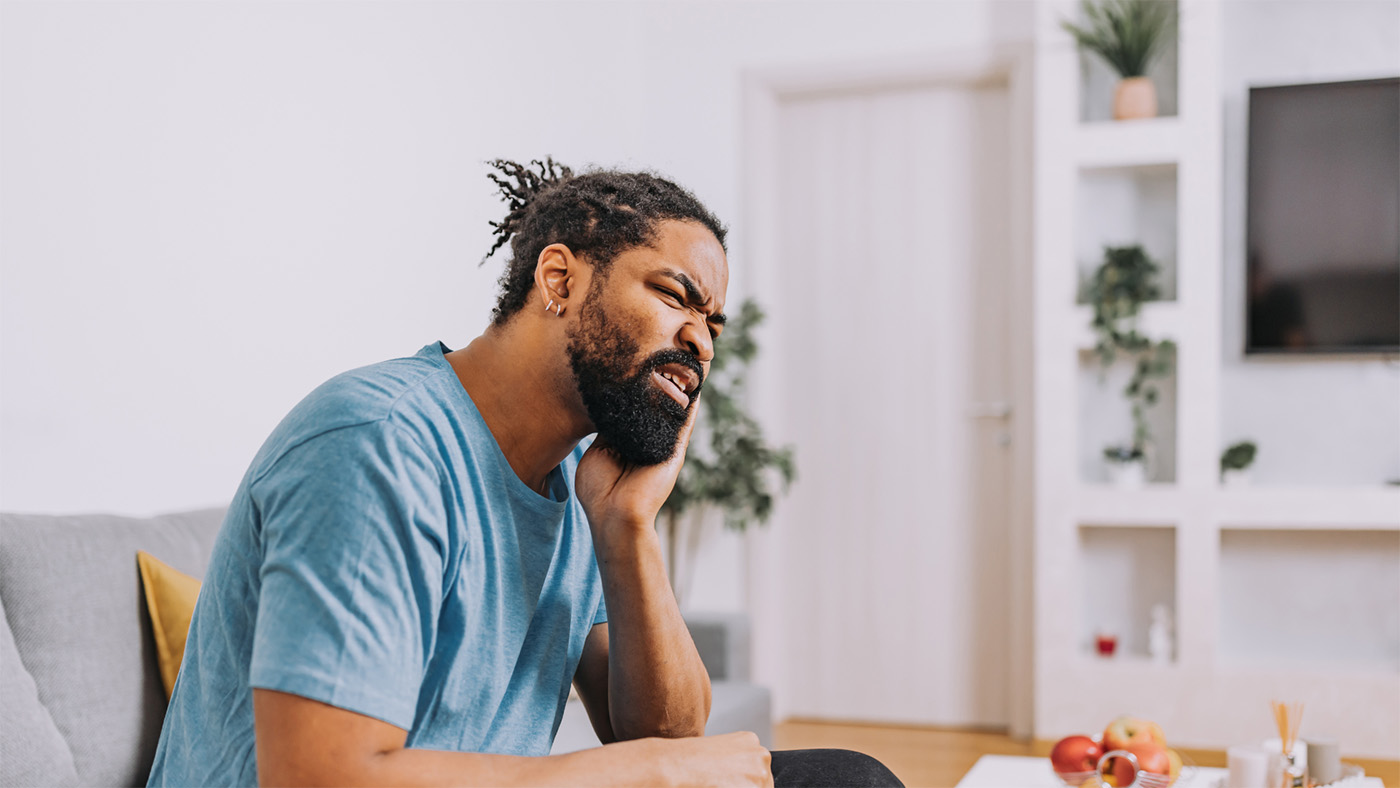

{"left": 592, "top": 521, "right": 711, "bottom": 740}
{"left": 352, "top": 738, "right": 666, "bottom": 788}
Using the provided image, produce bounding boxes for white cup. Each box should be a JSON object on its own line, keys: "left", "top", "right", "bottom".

{"left": 1227, "top": 745, "right": 1270, "bottom": 788}
{"left": 1307, "top": 739, "right": 1341, "bottom": 786}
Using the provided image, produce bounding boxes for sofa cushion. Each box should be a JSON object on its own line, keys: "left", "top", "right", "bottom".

{"left": 685, "top": 612, "right": 752, "bottom": 681}
{"left": 136, "top": 550, "right": 203, "bottom": 700}
{"left": 705, "top": 681, "right": 773, "bottom": 745}
{"left": 0, "top": 592, "right": 78, "bottom": 788}
{"left": 0, "top": 508, "right": 226, "bottom": 787}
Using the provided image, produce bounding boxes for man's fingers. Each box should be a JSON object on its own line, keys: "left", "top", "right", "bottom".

{"left": 680, "top": 393, "right": 702, "bottom": 442}
{"left": 670, "top": 394, "right": 702, "bottom": 463}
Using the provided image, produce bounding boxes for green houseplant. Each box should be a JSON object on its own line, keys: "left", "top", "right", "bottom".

{"left": 660, "top": 298, "right": 795, "bottom": 604}
{"left": 1061, "top": 0, "right": 1176, "bottom": 120}
{"left": 1087, "top": 244, "right": 1175, "bottom": 485}
{"left": 1219, "top": 440, "right": 1258, "bottom": 486}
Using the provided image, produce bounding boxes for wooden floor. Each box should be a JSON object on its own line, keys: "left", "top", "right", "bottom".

{"left": 775, "top": 720, "right": 1033, "bottom": 788}
{"left": 774, "top": 720, "right": 1400, "bottom": 788}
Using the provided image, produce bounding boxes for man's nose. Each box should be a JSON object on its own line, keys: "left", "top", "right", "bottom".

{"left": 679, "top": 317, "right": 714, "bottom": 364}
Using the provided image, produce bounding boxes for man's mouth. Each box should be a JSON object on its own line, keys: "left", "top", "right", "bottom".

{"left": 652, "top": 363, "right": 700, "bottom": 407}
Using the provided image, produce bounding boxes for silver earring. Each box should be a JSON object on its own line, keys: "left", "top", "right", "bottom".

{"left": 546, "top": 299, "right": 555, "bottom": 313}
{"left": 554, "top": 302, "right": 564, "bottom": 316}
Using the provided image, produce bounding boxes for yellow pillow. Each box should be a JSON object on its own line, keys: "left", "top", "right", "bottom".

{"left": 136, "top": 550, "right": 202, "bottom": 699}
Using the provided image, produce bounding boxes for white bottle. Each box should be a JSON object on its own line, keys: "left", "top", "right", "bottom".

{"left": 1148, "top": 604, "right": 1173, "bottom": 664}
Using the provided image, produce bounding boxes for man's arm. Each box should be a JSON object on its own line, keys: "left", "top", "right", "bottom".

{"left": 572, "top": 405, "right": 714, "bottom": 742}
{"left": 572, "top": 571, "right": 713, "bottom": 744}
{"left": 582, "top": 530, "right": 711, "bottom": 741}
{"left": 572, "top": 624, "right": 616, "bottom": 743}
{"left": 252, "top": 688, "right": 768, "bottom": 787}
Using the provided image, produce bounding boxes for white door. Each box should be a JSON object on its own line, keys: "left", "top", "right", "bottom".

{"left": 760, "top": 83, "right": 1013, "bottom": 728}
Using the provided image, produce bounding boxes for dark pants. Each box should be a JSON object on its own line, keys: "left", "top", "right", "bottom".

{"left": 771, "top": 748, "right": 905, "bottom": 788}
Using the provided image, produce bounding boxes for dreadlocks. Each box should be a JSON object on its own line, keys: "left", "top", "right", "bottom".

{"left": 480, "top": 157, "right": 728, "bottom": 326}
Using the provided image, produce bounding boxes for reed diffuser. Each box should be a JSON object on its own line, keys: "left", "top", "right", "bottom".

{"left": 1271, "top": 700, "right": 1304, "bottom": 788}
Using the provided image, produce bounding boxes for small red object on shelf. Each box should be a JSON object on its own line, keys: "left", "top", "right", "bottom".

{"left": 1095, "top": 633, "right": 1118, "bottom": 657}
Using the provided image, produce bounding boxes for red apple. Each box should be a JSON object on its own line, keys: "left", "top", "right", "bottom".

{"left": 1111, "top": 742, "right": 1172, "bottom": 787}
{"left": 1050, "top": 734, "right": 1104, "bottom": 777}
{"left": 1101, "top": 716, "right": 1166, "bottom": 752}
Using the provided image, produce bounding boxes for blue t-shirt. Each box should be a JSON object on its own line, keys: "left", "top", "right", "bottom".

{"left": 147, "top": 342, "right": 607, "bottom": 787}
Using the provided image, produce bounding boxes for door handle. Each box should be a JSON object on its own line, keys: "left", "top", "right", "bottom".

{"left": 966, "top": 402, "right": 1012, "bottom": 420}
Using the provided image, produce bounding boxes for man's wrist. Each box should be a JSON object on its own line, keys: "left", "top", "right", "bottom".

{"left": 589, "top": 516, "right": 660, "bottom": 556}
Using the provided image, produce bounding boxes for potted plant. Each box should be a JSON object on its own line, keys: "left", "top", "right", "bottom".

{"left": 1062, "top": 0, "right": 1176, "bottom": 120}
{"left": 660, "top": 298, "right": 795, "bottom": 607}
{"left": 1220, "top": 440, "right": 1258, "bottom": 487}
{"left": 1103, "top": 445, "right": 1147, "bottom": 488}
{"left": 1087, "top": 244, "right": 1175, "bottom": 486}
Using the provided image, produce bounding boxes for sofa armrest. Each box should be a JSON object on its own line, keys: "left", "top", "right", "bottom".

{"left": 684, "top": 613, "right": 750, "bottom": 682}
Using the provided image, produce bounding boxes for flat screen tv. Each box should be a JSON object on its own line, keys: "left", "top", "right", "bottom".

{"left": 1246, "top": 77, "right": 1400, "bottom": 355}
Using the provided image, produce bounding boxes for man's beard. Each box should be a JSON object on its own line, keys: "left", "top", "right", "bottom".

{"left": 566, "top": 296, "right": 704, "bottom": 466}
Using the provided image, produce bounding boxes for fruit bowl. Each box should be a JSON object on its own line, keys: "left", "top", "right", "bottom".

{"left": 1098, "top": 750, "right": 1173, "bottom": 788}
{"left": 1053, "top": 738, "right": 1195, "bottom": 788}
{"left": 1053, "top": 770, "right": 1100, "bottom": 787}
{"left": 1051, "top": 718, "right": 1192, "bottom": 788}
{"left": 1053, "top": 753, "right": 1197, "bottom": 788}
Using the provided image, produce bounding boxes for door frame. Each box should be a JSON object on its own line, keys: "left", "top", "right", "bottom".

{"left": 739, "top": 44, "right": 1036, "bottom": 739}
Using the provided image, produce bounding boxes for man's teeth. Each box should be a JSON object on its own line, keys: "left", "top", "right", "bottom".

{"left": 661, "top": 371, "right": 688, "bottom": 394}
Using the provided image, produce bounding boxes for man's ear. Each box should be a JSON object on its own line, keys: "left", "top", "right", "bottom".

{"left": 535, "top": 243, "right": 578, "bottom": 316}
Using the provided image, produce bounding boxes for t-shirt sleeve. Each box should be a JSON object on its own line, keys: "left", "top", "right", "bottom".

{"left": 574, "top": 434, "right": 608, "bottom": 628}
{"left": 592, "top": 584, "right": 608, "bottom": 626}
{"left": 248, "top": 422, "right": 449, "bottom": 730}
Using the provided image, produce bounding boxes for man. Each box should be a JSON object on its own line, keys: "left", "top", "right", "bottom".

{"left": 147, "top": 159, "right": 902, "bottom": 787}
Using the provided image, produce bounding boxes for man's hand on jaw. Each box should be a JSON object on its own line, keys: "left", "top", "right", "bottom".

{"left": 573, "top": 389, "right": 703, "bottom": 531}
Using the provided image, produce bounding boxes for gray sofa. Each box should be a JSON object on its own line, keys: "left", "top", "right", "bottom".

{"left": 0, "top": 508, "right": 771, "bottom": 787}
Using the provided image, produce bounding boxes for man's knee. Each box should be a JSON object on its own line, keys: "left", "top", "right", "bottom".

{"left": 770, "top": 748, "right": 904, "bottom": 788}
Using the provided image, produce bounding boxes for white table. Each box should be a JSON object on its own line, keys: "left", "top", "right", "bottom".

{"left": 955, "top": 755, "right": 1228, "bottom": 788}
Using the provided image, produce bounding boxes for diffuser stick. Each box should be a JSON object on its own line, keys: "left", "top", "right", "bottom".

{"left": 1270, "top": 700, "right": 1304, "bottom": 788}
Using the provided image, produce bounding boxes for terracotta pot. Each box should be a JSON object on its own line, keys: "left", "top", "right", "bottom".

{"left": 1113, "top": 76, "right": 1158, "bottom": 121}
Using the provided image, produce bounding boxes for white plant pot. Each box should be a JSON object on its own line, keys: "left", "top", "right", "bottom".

{"left": 1107, "top": 460, "right": 1146, "bottom": 488}
{"left": 1222, "top": 468, "right": 1253, "bottom": 488}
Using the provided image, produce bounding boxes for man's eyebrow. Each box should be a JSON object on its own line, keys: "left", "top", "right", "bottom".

{"left": 659, "top": 269, "right": 726, "bottom": 324}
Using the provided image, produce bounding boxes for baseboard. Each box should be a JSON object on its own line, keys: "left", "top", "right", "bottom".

{"left": 782, "top": 716, "right": 1013, "bottom": 736}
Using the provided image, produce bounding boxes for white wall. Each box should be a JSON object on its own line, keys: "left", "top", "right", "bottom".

{"left": 0, "top": 0, "right": 1029, "bottom": 614}
{"left": 1218, "top": 0, "right": 1400, "bottom": 486}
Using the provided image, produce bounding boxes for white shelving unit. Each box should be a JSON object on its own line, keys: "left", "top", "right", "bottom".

{"left": 1074, "top": 117, "right": 1182, "bottom": 167}
{"left": 1031, "top": 0, "right": 1400, "bottom": 758}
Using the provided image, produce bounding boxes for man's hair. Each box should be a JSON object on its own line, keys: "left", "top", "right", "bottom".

{"left": 480, "top": 158, "right": 728, "bottom": 326}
